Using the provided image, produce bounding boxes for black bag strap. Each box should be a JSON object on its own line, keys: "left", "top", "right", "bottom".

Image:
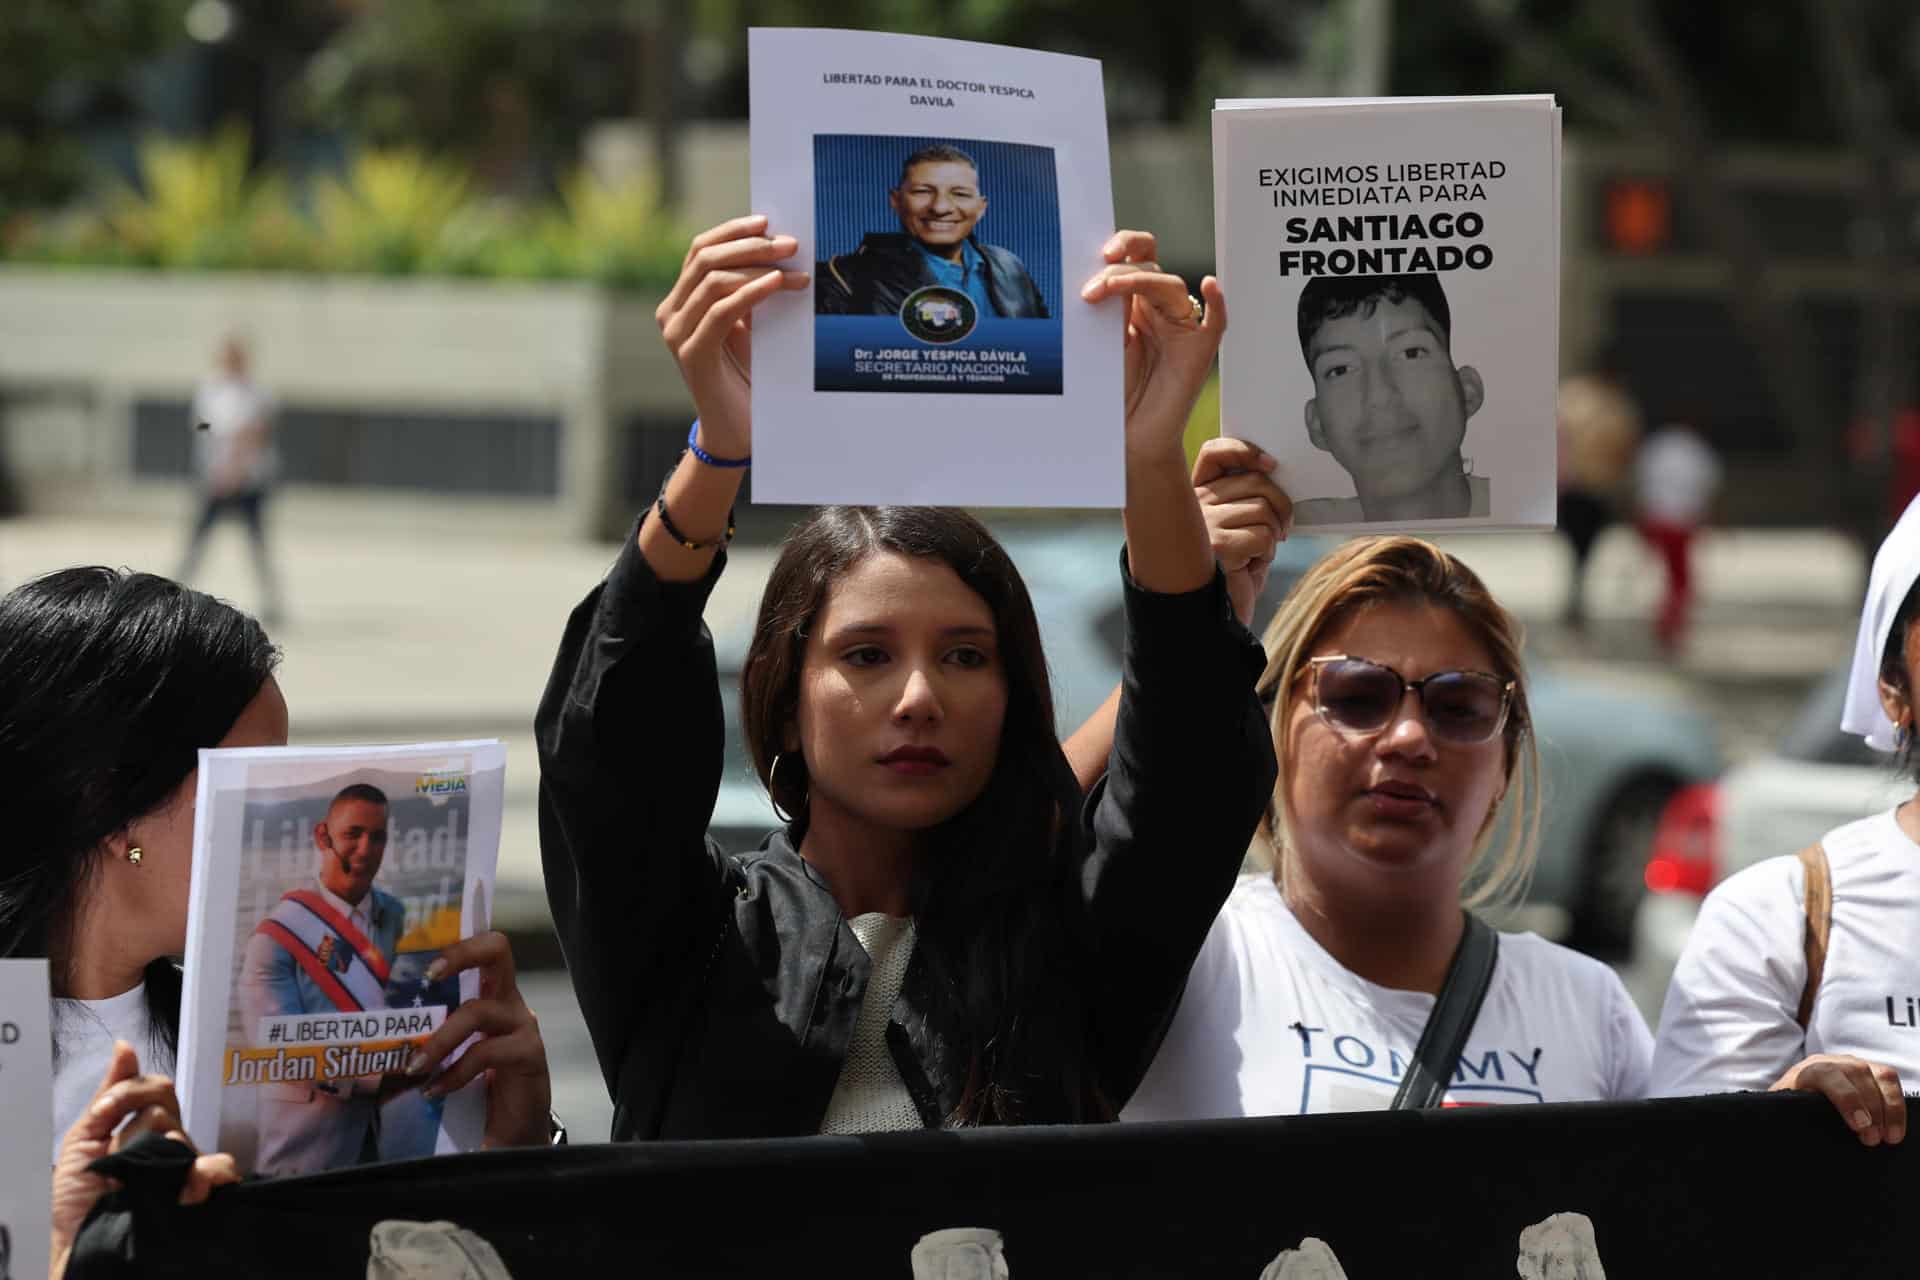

{"left": 1390, "top": 912, "right": 1499, "bottom": 1111}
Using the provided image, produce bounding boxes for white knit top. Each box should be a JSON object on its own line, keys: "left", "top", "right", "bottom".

{"left": 818, "top": 913, "right": 922, "bottom": 1134}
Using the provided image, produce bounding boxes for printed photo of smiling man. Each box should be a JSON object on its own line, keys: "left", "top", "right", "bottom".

{"left": 816, "top": 141, "right": 1049, "bottom": 320}
{"left": 237, "top": 783, "right": 406, "bottom": 1176}
{"left": 1289, "top": 272, "right": 1490, "bottom": 526}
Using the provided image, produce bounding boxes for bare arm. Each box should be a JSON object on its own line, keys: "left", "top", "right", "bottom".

{"left": 1080, "top": 230, "right": 1218, "bottom": 594}
{"left": 1061, "top": 435, "right": 1292, "bottom": 792}
{"left": 640, "top": 214, "right": 809, "bottom": 579}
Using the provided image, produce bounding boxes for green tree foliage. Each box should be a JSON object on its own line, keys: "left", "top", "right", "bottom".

{"left": 1391, "top": 0, "right": 1920, "bottom": 142}
{"left": 705, "top": 0, "right": 1304, "bottom": 121}
{"left": 300, "top": 0, "right": 651, "bottom": 189}
{"left": 0, "top": 0, "right": 191, "bottom": 226}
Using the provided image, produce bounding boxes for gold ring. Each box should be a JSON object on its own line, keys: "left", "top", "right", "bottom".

{"left": 1186, "top": 295, "right": 1204, "bottom": 324}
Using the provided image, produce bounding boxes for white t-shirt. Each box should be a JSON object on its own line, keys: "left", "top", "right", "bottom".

{"left": 50, "top": 981, "right": 172, "bottom": 1163}
{"left": 1635, "top": 426, "right": 1720, "bottom": 525}
{"left": 1651, "top": 808, "right": 1920, "bottom": 1095}
{"left": 1122, "top": 875, "right": 1652, "bottom": 1120}
{"left": 190, "top": 375, "right": 278, "bottom": 490}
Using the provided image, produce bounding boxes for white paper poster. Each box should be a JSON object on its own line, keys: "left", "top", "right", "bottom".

{"left": 748, "top": 27, "right": 1124, "bottom": 507}
{"left": 178, "top": 742, "right": 504, "bottom": 1176}
{"left": 1213, "top": 97, "right": 1561, "bottom": 532}
{"left": 0, "top": 958, "right": 51, "bottom": 1280}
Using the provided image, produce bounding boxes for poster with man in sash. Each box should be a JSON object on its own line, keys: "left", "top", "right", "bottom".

{"left": 177, "top": 741, "right": 504, "bottom": 1176}
{"left": 238, "top": 783, "right": 417, "bottom": 1174}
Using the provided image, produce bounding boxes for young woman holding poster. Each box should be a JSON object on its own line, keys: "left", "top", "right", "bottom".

{"left": 1092, "top": 450, "right": 1902, "bottom": 1140}
{"left": 537, "top": 215, "right": 1275, "bottom": 1137}
{"left": 0, "top": 571, "right": 556, "bottom": 1273}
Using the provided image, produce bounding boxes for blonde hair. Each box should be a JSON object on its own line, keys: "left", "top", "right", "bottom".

{"left": 1249, "top": 536, "right": 1542, "bottom": 914}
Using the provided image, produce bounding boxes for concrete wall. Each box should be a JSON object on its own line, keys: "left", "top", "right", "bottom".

{"left": 0, "top": 267, "right": 687, "bottom": 537}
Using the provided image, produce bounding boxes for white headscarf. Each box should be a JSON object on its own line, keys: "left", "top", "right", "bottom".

{"left": 1842, "top": 494, "right": 1920, "bottom": 751}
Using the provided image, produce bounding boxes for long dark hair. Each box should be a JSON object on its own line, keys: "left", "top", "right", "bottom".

{"left": 738, "top": 507, "right": 1102, "bottom": 1125}
{"left": 0, "top": 568, "right": 280, "bottom": 1056}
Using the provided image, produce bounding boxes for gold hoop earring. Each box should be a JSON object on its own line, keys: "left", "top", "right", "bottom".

{"left": 127, "top": 846, "right": 144, "bottom": 866}
{"left": 768, "top": 753, "right": 807, "bottom": 825}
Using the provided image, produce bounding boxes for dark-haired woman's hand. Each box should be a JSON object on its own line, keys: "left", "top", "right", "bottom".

{"left": 1772, "top": 1053, "right": 1907, "bottom": 1146}
{"left": 52, "top": 1042, "right": 240, "bottom": 1278}
{"left": 405, "top": 931, "right": 553, "bottom": 1150}
{"left": 1193, "top": 437, "right": 1293, "bottom": 628}
{"left": 1079, "top": 230, "right": 1226, "bottom": 461}
{"left": 655, "top": 214, "right": 811, "bottom": 459}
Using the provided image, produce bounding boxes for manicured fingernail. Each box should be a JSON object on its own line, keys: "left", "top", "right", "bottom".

{"left": 1081, "top": 281, "right": 1099, "bottom": 299}
{"left": 407, "top": 1051, "right": 430, "bottom": 1075}
{"left": 91, "top": 1094, "right": 117, "bottom": 1117}
{"left": 424, "top": 960, "right": 446, "bottom": 982}
{"left": 1853, "top": 1109, "right": 1873, "bottom": 1129}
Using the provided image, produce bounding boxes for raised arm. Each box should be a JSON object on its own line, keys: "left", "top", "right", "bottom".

{"left": 536, "top": 216, "right": 807, "bottom": 1099}
{"left": 1069, "top": 236, "right": 1281, "bottom": 1102}
{"left": 642, "top": 215, "right": 808, "bottom": 579}
{"left": 1060, "top": 435, "right": 1291, "bottom": 791}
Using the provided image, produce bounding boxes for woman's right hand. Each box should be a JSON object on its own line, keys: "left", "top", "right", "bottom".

{"left": 655, "top": 215, "right": 810, "bottom": 458}
{"left": 1193, "top": 437, "right": 1293, "bottom": 628}
{"left": 1772, "top": 1053, "right": 1907, "bottom": 1146}
{"left": 52, "top": 1042, "right": 240, "bottom": 1279}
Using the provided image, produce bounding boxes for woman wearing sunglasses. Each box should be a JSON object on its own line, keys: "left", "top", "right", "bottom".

{"left": 1065, "top": 440, "right": 1650, "bottom": 1117}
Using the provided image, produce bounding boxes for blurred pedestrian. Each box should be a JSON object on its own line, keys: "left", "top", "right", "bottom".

{"left": 175, "top": 335, "right": 284, "bottom": 624}
{"left": 1633, "top": 419, "right": 1721, "bottom": 653}
{"left": 1555, "top": 352, "right": 1642, "bottom": 630}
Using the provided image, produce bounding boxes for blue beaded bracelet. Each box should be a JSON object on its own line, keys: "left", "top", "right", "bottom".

{"left": 687, "top": 421, "right": 751, "bottom": 469}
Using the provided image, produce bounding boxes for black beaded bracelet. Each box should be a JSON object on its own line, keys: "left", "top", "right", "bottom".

{"left": 655, "top": 492, "right": 736, "bottom": 550}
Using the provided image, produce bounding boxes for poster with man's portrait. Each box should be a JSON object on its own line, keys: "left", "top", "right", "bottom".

{"left": 748, "top": 28, "right": 1123, "bottom": 508}
{"left": 813, "top": 134, "right": 1063, "bottom": 395}
{"left": 1213, "top": 96, "right": 1561, "bottom": 532}
{"left": 177, "top": 741, "right": 505, "bottom": 1176}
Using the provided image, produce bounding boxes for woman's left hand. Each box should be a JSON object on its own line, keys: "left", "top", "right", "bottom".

{"left": 1080, "top": 230, "right": 1226, "bottom": 459}
{"left": 1772, "top": 1053, "right": 1907, "bottom": 1146}
{"left": 408, "top": 931, "right": 553, "bottom": 1150}
{"left": 52, "top": 1042, "right": 240, "bottom": 1279}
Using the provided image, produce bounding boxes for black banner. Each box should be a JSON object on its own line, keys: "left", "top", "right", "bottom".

{"left": 75, "top": 1092, "right": 1915, "bottom": 1277}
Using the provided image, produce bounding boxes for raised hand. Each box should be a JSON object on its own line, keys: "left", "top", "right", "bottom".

{"left": 655, "top": 215, "right": 810, "bottom": 460}
{"left": 1079, "top": 230, "right": 1227, "bottom": 462}
{"left": 1193, "top": 437, "right": 1293, "bottom": 627}
{"left": 406, "top": 931, "right": 552, "bottom": 1150}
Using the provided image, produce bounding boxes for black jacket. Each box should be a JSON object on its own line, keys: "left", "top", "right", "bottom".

{"left": 536, "top": 531, "right": 1274, "bottom": 1141}
{"left": 815, "top": 232, "right": 1049, "bottom": 319}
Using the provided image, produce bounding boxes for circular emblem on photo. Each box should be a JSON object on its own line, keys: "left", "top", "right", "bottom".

{"left": 899, "top": 286, "right": 978, "bottom": 344}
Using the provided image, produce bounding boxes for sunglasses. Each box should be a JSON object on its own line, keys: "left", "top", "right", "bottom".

{"left": 1272, "top": 655, "right": 1515, "bottom": 747}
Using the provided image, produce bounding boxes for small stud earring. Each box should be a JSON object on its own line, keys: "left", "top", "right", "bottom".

{"left": 127, "top": 847, "right": 143, "bottom": 866}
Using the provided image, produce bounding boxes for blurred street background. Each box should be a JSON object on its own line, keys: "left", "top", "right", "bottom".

{"left": 3, "top": 0, "right": 1919, "bottom": 1140}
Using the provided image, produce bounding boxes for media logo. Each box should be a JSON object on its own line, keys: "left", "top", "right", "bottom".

{"left": 899, "top": 286, "right": 978, "bottom": 344}
{"left": 414, "top": 771, "right": 469, "bottom": 798}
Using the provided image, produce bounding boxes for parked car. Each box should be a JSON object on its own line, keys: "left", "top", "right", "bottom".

{"left": 1625, "top": 663, "right": 1905, "bottom": 1019}
{"left": 707, "top": 518, "right": 1721, "bottom": 954}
